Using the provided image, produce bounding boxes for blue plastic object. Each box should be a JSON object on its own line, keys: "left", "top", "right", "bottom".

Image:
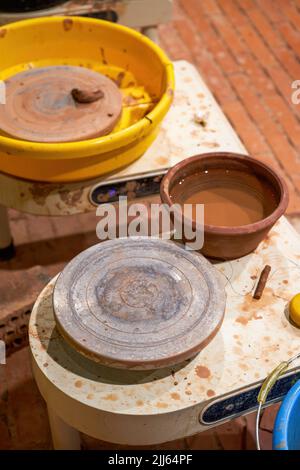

{"left": 273, "top": 379, "right": 300, "bottom": 450}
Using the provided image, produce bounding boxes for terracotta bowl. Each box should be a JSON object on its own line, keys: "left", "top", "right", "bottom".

{"left": 160, "top": 152, "right": 289, "bottom": 260}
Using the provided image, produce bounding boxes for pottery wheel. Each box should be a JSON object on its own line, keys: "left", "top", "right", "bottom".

{"left": 53, "top": 238, "right": 226, "bottom": 369}
{"left": 0, "top": 66, "right": 122, "bottom": 142}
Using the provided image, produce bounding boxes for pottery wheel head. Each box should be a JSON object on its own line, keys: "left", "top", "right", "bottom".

{"left": 0, "top": 66, "right": 122, "bottom": 142}
{"left": 53, "top": 238, "right": 226, "bottom": 369}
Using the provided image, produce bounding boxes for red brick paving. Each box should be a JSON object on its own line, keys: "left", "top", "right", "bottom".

{"left": 0, "top": 0, "right": 298, "bottom": 450}
{"left": 159, "top": 0, "right": 300, "bottom": 213}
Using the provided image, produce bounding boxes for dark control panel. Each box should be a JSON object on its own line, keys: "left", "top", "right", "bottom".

{"left": 201, "top": 371, "right": 300, "bottom": 424}
{"left": 90, "top": 173, "right": 165, "bottom": 205}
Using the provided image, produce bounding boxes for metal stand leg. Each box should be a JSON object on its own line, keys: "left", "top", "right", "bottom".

{"left": 0, "top": 205, "right": 15, "bottom": 261}
{"left": 47, "top": 406, "right": 81, "bottom": 450}
{"left": 141, "top": 26, "right": 159, "bottom": 44}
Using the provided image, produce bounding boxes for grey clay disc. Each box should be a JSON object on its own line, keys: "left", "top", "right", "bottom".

{"left": 53, "top": 237, "right": 226, "bottom": 369}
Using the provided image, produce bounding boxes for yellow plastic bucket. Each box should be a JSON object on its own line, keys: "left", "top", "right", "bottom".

{"left": 0, "top": 16, "right": 174, "bottom": 182}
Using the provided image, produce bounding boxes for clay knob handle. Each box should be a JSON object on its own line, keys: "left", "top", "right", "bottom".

{"left": 71, "top": 88, "right": 104, "bottom": 104}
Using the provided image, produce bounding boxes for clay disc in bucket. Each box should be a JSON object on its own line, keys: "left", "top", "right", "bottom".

{"left": 53, "top": 238, "right": 226, "bottom": 369}
{"left": 0, "top": 66, "right": 122, "bottom": 142}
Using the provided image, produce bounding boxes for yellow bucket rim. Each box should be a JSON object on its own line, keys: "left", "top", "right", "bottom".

{"left": 0, "top": 16, "right": 175, "bottom": 160}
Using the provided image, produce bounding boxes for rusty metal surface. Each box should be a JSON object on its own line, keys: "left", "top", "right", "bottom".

{"left": 29, "top": 217, "right": 300, "bottom": 424}
{"left": 53, "top": 237, "right": 226, "bottom": 369}
{"left": 0, "top": 61, "right": 246, "bottom": 215}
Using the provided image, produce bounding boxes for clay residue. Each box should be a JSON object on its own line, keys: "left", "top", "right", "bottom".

{"left": 236, "top": 316, "right": 250, "bottom": 325}
{"left": 170, "top": 392, "right": 180, "bottom": 400}
{"left": 58, "top": 188, "right": 84, "bottom": 207}
{"left": 195, "top": 365, "right": 211, "bottom": 379}
{"left": 275, "top": 440, "right": 287, "bottom": 450}
{"left": 87, "top": 393, "right": 94, "bottom": 400}
{"left": 63, "top": 18, "right": 73, "bottom": 31}
{"left": 0, "top": 29, "right": 7, "bottom": 39}
{"left": 191, "top": 130, "right": 200, "bottom": 138}
{"left": 103, "top": 393, "right": 118, "bottom": 401}
{"left": 264, "top": 343, "right": 280, "bottom": 354}
{"left": 156, "top": 402, "right": 168, "bottom": 408}
{"left": 236, "top": 288, "right": 276, "bottom": 325}
{"left": 202, "top": 142, "right": 220, "bottom": 148}
{"left": 123, "top": 95, "right": 138, "bottom": 106}
{"left": 207, "top": 389, "right": 215, "bottom": 397}
{"left": 167, "top": 87, "right": 174, "bottom": 97}
{"left": 100, "top": 47, "right": 108, "bottom": 65}
{"left": 185, "top": 390, "right": 192, "bottom": 396}
{"left": 28, "top": 326, "right": 39, "bottom": 340}
{"left": 136, "top": 400, "right": 144, "bottom": 406}
{"left": 156, "top": 156, "right": 169, "bottom": 166}
{"left": 261, "top": 233, "right": 277, "bottom": 249}
{"left": 28, "top": 183, "right": 61, "bottom": 205}
{"left": 75, "top": 380, "right": 82, "bottom": 388}
{"left": 233, "top": 346, "right": 243, "bottom": 356}
{"left": 115, "top": 71, "right": 125, "bottom": 88}
{"left": 71, "top": 87, "right": 104, "bottom": 104}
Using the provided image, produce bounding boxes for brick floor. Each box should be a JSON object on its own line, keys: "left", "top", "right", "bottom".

{"left": 0, "top": 0, "right": 299, "bottom": 451}
{"left": 159, "top": 0, "right": 300, "bottom": 214}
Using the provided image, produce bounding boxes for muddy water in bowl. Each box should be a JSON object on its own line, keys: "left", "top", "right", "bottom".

{"left": 170, "top": 168, "right": 278, "bottom": 227}
{"left": 161, "top": 153, "right": 289, "bottom": 260}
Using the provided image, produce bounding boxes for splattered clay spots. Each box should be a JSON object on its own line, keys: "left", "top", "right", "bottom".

{"left": 195, "top": 365, "right": 211, "bottom": 379}
{"left": 170, "top": 392, "right": 181, "bottom": 401}
{"left": 63, "top": 18, "right": 73, "bottom": 32}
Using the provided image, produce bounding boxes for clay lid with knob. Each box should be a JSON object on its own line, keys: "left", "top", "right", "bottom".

{"left": 0, "top": 65, "right": 122, "bottom": 143}
{"left": 53, "top": 237, "right": 226, "bottom": 370}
